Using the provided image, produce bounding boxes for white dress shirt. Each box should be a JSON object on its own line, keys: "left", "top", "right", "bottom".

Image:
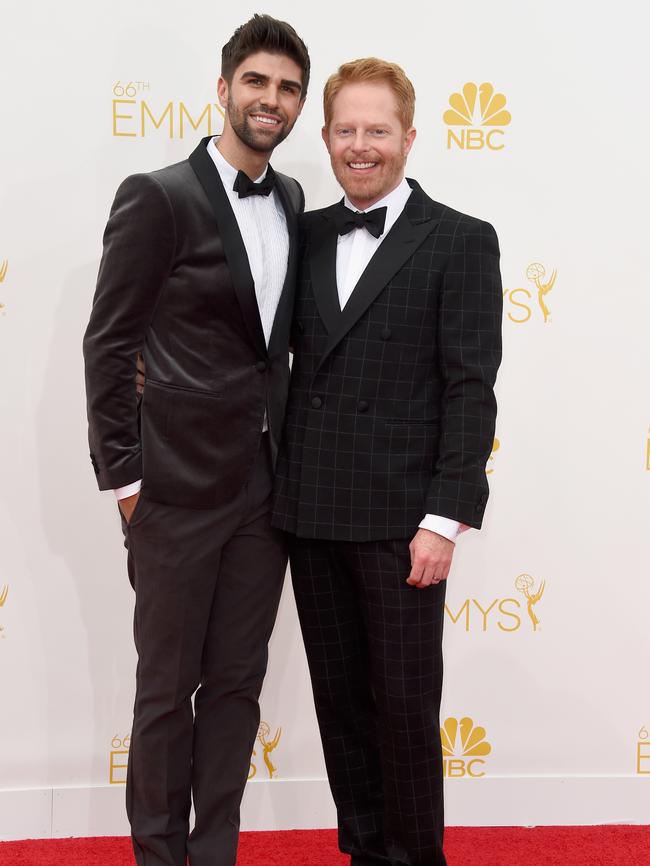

{"left": 335, "top": 177, "right": 465, "bottom": 543}
{"left": 114, "top": 137, "right": 289, "bottom": 501}
{"left": 207, "top": 137, "right": 289, "bottom": 347}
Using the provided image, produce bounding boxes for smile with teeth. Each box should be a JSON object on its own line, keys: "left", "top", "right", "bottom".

{"left": 251, "top": 114, "right": 281, "bottom": 126}
{"left": 348, "top": 162, "right": 377, "bottom": 170}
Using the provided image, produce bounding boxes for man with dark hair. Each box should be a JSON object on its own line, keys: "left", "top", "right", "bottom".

{"left": 83, "top": 14, "right": 308, "bottom": 866}
{"left": 273, "top": 58, "right": 502, "bottom": 866}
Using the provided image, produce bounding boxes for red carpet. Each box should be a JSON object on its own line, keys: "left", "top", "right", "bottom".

{"left": 1, "top": 827, "right": 649, "bottom": 865}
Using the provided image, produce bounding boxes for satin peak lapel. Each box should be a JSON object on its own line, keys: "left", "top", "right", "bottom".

{"left": 268, "top": 175, "right": 299, "bottom": 356}
{"left": 188, "top": 137, "right": 267, "bottom": 359}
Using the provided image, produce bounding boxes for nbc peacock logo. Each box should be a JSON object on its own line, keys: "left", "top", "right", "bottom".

{"left": 443, "top": 82, "right": 511, "bottom": 150}
{"left": 441, "top": 716, "right": 492, "bottom": 778}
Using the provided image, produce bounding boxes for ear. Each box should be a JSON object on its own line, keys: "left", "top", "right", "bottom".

{"left": 403, "top": 126, "right": 417, "bottom": 157}
{"left": 216, "top": 75, "right": 229, "bottom": 110}
{"left": 321, "top": 125, "right": 331, "bottom": 154}
{"left": 296, "top": 96, "right": 306, "bottom": 118}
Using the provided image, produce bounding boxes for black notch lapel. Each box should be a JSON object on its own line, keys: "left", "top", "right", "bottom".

{"left": 268, "top": 175, "right": 300, "bottom": 356}
{"left": 313, "top": 189, "right": 440, "bottom": 374}
{"left": 188, "top": 137, "right": 267, "bottom": 359}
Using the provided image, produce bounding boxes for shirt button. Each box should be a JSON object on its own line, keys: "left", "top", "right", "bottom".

{"left": 358, "top": 401, "right": 369, "bottom": 412}
{"left": 255, "top": 361, "right": 267, "bottom": 372}
{"left": 380, "top": 328, "right": 392, "bottom": 341}
{"left": 311, "top": 397, "right": 322, "bottom": 409}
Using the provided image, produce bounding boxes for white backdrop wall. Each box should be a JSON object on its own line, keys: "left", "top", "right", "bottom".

{"left": 1, "top": 0, "right": 649, "bottom": 841}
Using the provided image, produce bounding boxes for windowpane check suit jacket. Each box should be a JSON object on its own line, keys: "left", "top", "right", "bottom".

{"left": 272, "top": 179, "right": 502, "bottom": 541}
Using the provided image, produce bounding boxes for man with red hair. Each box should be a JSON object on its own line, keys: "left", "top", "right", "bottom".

{"left": 273, "top": 58, "right": 502, "bottom": 866}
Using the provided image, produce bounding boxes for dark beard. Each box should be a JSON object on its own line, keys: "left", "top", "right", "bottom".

{"left": 227, "top": 97, "right": 292, "bottom": 154}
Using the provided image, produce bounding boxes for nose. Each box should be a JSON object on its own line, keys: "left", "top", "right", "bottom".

{"left": 350, "top": 130, "right": 369, "bottom": 152}
{"left": 260, "top": 84, "right": 280, "bottom": 110}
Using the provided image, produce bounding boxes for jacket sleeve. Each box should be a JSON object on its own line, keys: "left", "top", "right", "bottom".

{"left": 83, "top": 173, "right": 176, "bottom": 490}
{"left": 425, "top": 220, "right": 503, "bottom": 528}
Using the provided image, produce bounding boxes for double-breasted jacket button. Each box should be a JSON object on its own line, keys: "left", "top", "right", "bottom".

{"left": 380, "top": 328, "right": 392, "bottom": 341}
{"left": 311, "top": 396, "right": 322, "bottom": 409}
{"left": 255, "top": 360, "right": 267, "bottom": 372}
{"left": 358, "top": 400, "right": 369, "bottom": 412}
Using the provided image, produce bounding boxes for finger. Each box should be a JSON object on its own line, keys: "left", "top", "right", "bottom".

{"left": 406, "top": 562, "right": 424, "bottom": 585}
{"left": 418, "top": 566, "right": 435, "bottom": 588}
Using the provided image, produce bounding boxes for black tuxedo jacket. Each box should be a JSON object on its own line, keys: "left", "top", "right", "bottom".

{"left": 272, "top": 180, "right": 502, "bottom": 541}
{"left": 83, "top": 136, "right": 304, "bottom": 509}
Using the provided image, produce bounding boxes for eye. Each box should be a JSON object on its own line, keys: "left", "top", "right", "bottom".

{"left": 337, "top": 128, "right": 353, "bottom": 136}
{"left": 370, "top": 128, "right": 388, "bottom": 136}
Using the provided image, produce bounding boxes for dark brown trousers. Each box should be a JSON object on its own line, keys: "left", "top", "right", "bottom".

{"left": 122, "top": 437, "right": 287, "bottom": 866}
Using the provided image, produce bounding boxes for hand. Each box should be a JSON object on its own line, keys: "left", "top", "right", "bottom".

{"left": 407, "top": 528, "right": 454, "bottom": 589}
{"left": 118, "top": 491, "right": 140, "bottom": 524}
{"left": 135, "top": 352, "right": 146, "bottom": 395}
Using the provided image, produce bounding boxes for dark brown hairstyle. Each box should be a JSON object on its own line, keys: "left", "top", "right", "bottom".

{"left": 221, "top": 14, "right": 310, "bottom": 98}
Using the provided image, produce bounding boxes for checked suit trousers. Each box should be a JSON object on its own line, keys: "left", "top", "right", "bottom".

{"left": 289, "top": 536, "right": 448, "bottom": 866}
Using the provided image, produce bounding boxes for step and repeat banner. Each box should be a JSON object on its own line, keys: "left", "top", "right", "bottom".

{"left": 1, "top": 0, "right": 649, "bottom": 840}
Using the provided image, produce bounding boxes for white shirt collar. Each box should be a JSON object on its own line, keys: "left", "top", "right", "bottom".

{"left": 207, "top": 136, "right": 268, "bottom": 187}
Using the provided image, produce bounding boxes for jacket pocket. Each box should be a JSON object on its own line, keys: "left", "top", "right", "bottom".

{"left": 384, "top": 418, "right": 439, "bottom": 427}
{"left": 146, "top": 378, "right": 224, "bottom": 399}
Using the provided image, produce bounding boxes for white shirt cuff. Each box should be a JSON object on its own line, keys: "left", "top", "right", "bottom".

{"left": 418, "top": 514, "right": 469, "bottom": 542}
{"left": 114, "top": 480, "right": 142, "bottom": 500}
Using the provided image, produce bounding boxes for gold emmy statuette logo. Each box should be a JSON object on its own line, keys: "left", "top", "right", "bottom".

{"left": 0, "top": 259, "right": 8, "bottom": 314}
{"left": 526, "top": 263, "right": 557, "bottom": 323}
{"left": 486, "top": 437, "right": 500, "bottom": 474}
{"left": 446, "top": 573, "right": 548, "bottom": 633}
{"left": 637, "top": 727, "right": 650, "bottom": 775}
{"left": 0, "top": 584, "right": 8, "bottom": 638}
{"left": 503, "top": 263, "right": 558, "bottom": 324}
{"left": 112, "top": 80, "right": 225, "bottom": 139}
{"left": 109, "top": 733, "right": 131, "bottom": 784}
{"left": 645, "top": 430, "right": 650, "bottom": 471}
{"left": 444, "top": 82, "right": 511, "bottom": 151}
{"left": 248, "top": 720, "right": 282, "bottom": 780}
{"left": 441, "top": 716, "right": 491, "bottom": 778}
{"left": 515, "top": 573, "right": 545, "bottom": 631}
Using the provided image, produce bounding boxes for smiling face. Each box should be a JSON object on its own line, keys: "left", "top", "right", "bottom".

{"left": 323, "top": 81, "right": 416, "bottom": 210}
{"left": 218, "top": 51, "right": 305, "bottom": 158}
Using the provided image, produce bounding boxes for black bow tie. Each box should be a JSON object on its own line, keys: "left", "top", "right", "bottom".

{"left": 233, "top": 165, "right": 276, "bottom": 198}
{"left": 330, "top": 203, "right": 388, "bottom": 239}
